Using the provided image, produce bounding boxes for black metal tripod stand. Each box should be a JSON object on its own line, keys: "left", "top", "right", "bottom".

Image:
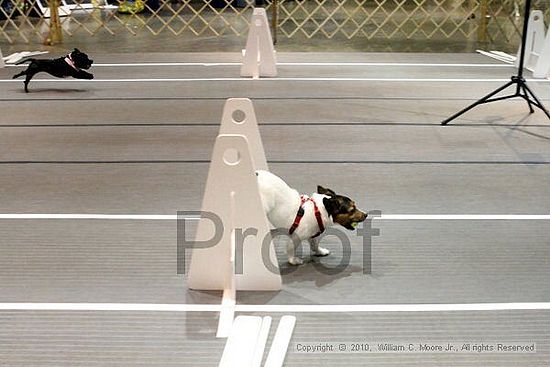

{"left": 441, "top": 0, "right": 550, "bottom": 125}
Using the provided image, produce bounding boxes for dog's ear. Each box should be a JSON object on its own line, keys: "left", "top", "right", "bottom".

{"left": 323, "top": 197, "right": 340, "bottom": 216}
{"left": 317, "top": 185, "right": 336, "bottom": 197}
{"left": 73, "top": 48, "right": 80, "bottom": 53}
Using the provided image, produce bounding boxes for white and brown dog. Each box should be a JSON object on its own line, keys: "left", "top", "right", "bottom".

{"left": 256, "top": 170, "right": 367, "bottom": 265}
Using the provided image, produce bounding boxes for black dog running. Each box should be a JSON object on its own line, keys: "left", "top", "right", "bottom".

{"left": 12, "top": 48, "right": 94, "bottom": 93}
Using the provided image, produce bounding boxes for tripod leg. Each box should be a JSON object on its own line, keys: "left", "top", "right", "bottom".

{"left": 441, "top": 80, "right": 515, "bottom": 125}
{"left": 520, "top": 84, "right": 535, "bottom": 113}
{"left": 522, "top": 82, "right": 550, "bottom": 119}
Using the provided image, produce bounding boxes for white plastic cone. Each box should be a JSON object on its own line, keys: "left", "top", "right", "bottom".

{"left": 534, "top": 23, "right": 550, "bottom": 77}
{"left": 187, "top": 134, "right": 281, "bottom": 291}
{"left": 516, "top": 10, "right": 545, "bottom": 71}
{"left": 241, "top": 8, "right": 277, "bottom": 78}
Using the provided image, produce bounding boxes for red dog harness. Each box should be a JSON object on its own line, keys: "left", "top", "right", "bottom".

{"left": 288, "top": 195, "right": 325, "bottom": 238}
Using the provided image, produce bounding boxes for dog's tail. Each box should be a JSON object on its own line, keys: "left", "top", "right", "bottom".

{"left": 15, "top": 58, "right": 35, "bottom": 65}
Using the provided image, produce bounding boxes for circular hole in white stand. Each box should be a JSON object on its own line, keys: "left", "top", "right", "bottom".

{"left": 223, "top": 148, "right": 241, "bottom": 166}
{"left": 232, "top": 110, "right": 246, "bottom": 124}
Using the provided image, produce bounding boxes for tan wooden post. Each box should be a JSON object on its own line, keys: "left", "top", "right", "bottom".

{"left": 477, "top": 0, "right": 488, "bottom": 43}
{"left": 45, "top": 0, "right": 63, "bottom": 45}
{"left": 271, "top": 0, "right": 277, "bottom": 45}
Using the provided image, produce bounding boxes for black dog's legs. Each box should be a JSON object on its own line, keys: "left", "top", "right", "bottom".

{"left": 12, "top": 70, "right": 35, "bottom": 93}
{"left": 23, "top": 72, "right": 36, "bottom": 93}
{"left": 74, "top": 70, "right": 94, "bottom": 80}
{"left": 13, "top": 62, "right": 39, "bottom": 93}
{"left": 12, "top": 70, "right": 26, "bottom": 79}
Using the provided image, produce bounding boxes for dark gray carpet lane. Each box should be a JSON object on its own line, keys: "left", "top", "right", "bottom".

{"left": 1, "top": 99, "right": 547, "bottom": 126}
{"left": 1, "top": 52, "right": 506, "bottom": 65}
{"left": 249, "top": 220, "right": 550, "bottom": 305}
{"left": 0, "top": 52, "right": 537, "bottom": 102}
{"left": 0, "top": 310, "right": 225, "bottom": 367}
{"left": 86, "top": 52, "right": 505, "bottom": 64}
{"left": 1, "top": 310, "right": 548, "bottom": 366}
{"left": 0, "top": 163, "right": 549, "bottom": 214}
{"left": 3, "top": 79, "right": 550, "bottom": 101}
{"left": 4, "top": 64, "right": 515, "bottom": 80}
{"left": 0, "top": 124, "right": 548, "bottom": 162}
{"left": 279, "top": 311, "right": 550, "bottom": 367}
{"left": 0, "top": 220, "right": 548, "bottom": 304}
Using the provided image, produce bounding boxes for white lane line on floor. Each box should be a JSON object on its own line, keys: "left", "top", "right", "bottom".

{"left": 2, "top": 78, "right": 548, "bottom": 83}
{"left": 0, "top": 214, "right": 549, "bottom": 220}
{"left": 5, "top": 62, "right": 513, "bottom": 68}
{"left": 0, "top": 214, "right": 177, "bottom": 220}
{"left": 381, "top": 214, "right": 550, "bottom": 220}
{"left": 0, "top": 303, "right": 221, "bottom": 312}
{"left": 236, "top": 303, "right": 550, "bottom": 313}
{"left": 0, "top": 302, "right": 549, "bottom": 312}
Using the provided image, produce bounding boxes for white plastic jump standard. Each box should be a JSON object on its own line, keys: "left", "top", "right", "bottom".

{"left": 241, "top": 8, "right": 277, "bottom": 78}
{"left": 516, "top": 10, "right": 545, "bottom": 71}
{"left": 534, "top": 21, "right": 550, "bottom": 77}
{"left": 219, "top": 98, "right": 268, "bottom": 171}
{"left": 188, "top": 97, "right": 280, "bottom": 292}
{"left": 187, "top": 133, "right": 281, "bottom": 292}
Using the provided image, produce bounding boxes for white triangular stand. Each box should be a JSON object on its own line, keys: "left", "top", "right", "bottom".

{"left": 534, "top": 23, "right": 550, "bottom": 77}
{"left": 3, "top": 51, "right": 49, "bottom": 65}
{"left": 187, "top": 134, "right": 281, "bottom": 291}
{"left": 219, "top": 98, "right": 268, "bottom": 171}
{"left": 241, "top": 8, "right": 277, "bottom": 78}
{"left": 516, "top": 10, "right": 545, "bottom": 71}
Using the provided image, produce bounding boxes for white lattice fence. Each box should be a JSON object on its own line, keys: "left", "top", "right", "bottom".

{"left": 1, "top": 0, "right": 550, "bottom": 47}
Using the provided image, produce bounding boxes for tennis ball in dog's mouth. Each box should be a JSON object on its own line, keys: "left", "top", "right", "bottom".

{"left": 351, "top": 222, "right": 358, "bottom": 228}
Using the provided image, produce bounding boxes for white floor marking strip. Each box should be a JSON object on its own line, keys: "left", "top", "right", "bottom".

{"left": 3, "top": 78, "right": 549, "bottom": 83}
{"left": 6, "top": 62, "right": 513, "bottom": 68}
{"left": 252, "top": 316, "right": 272, "bottom": 367}
{"left": 0, "top": 303, "right": 222, "bottom": 311}
{"left": 0, "top": 214, "right": 177, "bottom": 220}
{"left": 476, "top": 50, "right": 515, "bottom": 64}
{"left": 276, "top": 62, "right": 511, "bottom": 67}
{"left": 218, "top": 316, "right": 264, "bottom": 366}
{"left": 217, "top": 288, "right": 236, "bottom": 338}
{"left": 237, "top": 303, "right": 550, "bottom": 313}
{"left": 381, "top": 214, "right": 550, "bottom": 220}
{"left": 0, "top": 214, "right": 549, "bottom": 220}
{"left": 264, "top": 316, "right": 296, "bottom": 367}
{"left": 0, "top": 302, "right": 549, "bottom": 312}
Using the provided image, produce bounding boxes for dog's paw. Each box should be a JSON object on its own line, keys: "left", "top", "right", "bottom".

{"left": 288, "top": 256, "right": 304, "bottom": 266}
{"left": 313, "top": 247, "right": 330, "bottom": 257}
